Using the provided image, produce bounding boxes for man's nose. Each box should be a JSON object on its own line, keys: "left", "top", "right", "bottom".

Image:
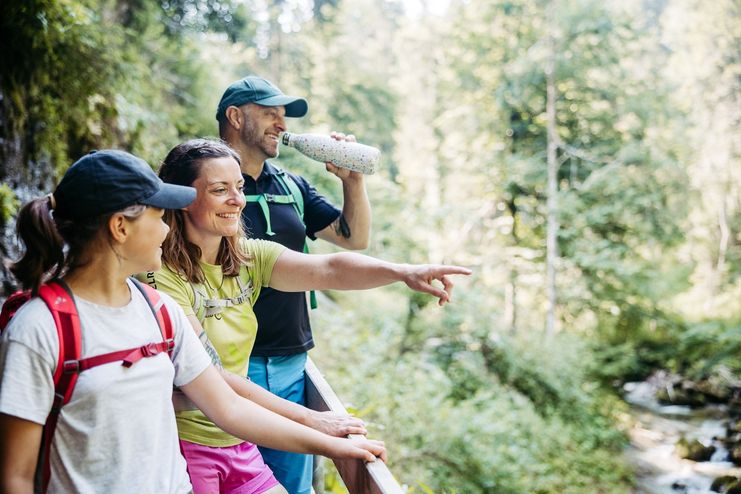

{"left": 275, "top": 115, "right": 286, "bottom": 132}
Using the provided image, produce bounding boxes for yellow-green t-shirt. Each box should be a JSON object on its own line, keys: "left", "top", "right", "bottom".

{"left": 140, "top": 238, "right": 285, "bottom": 446}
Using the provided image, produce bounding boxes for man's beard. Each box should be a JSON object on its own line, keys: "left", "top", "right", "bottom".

{"left": 241, "top": 119, "right": 279, "bottom": 158}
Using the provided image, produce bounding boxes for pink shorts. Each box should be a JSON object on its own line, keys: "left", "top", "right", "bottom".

{"left": 180, "top": 439, "right": 280, "bottom": 494}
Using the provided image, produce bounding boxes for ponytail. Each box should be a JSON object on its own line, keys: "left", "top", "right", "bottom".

{"left": 9, "top": 195, "right": 147, "bottom": 295}
{"left": 10, "top": 196, "right": 65, "bottom": 295}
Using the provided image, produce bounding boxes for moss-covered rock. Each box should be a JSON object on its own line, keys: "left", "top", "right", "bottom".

{"left": 727, "top": 480, "right": 741, "bottom": 494}
{"left": 656, "top": 380, "right": 707, "bottom": 407}
{"left": 710, "top": 475, "right": 738, "bottom": 492}
{"left": 729, "top": 445, "right": 741, "bottom": 465}
{"left": 675, "top": 437, "right": 716, "bottom": 462}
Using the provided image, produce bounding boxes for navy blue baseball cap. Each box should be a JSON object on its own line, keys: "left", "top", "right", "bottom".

{"left": 53, "top": 150, "right": 196, "bottom": 219}
{"left": 216, "top": 75, "right": 308, "bottom": 121}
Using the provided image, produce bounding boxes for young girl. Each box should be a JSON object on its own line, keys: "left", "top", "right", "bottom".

{"left": 0, "top": 150, "right": 385, "bottom": 494}
{"left": 148, "top": 138, "right": 472, "bottom": 493}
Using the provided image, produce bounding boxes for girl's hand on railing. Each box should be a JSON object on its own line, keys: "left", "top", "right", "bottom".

{"left": 307, "top": 410, "right": 367, "bottom": 437}
{"left": 334, "top": 437, "right": 387, "bottom": 463}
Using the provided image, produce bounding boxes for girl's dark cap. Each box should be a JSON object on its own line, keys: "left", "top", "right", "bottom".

{"left": 53, "top": 150, "right": 196, "bottom": 219}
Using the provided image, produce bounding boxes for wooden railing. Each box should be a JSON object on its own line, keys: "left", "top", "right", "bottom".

{"left": 305, "top": 357, "right": 405, "bottom": 494}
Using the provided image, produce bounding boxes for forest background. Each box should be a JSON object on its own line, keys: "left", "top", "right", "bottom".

{"left": 0, "top": 0, "right": 739, "bottom": 492}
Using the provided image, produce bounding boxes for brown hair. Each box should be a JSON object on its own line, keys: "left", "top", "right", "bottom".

{"left": 10, "top": 197, "right": 145, "bottom": 295}
{"left": 158, "top": 138, "right": 250, "bottom": 284}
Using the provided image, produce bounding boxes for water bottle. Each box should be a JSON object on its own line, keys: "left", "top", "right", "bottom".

{"left": 281, "top": 132, "right": 380, "bottom": 175}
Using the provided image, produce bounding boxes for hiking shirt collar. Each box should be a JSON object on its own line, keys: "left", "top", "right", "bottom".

{"left": 243, "top": 161, "right": 283, "bottom": 185}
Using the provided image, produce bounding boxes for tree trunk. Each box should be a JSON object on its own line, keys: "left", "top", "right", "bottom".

{"left": 545, "top": 21, "right": 558, "bottom": 338}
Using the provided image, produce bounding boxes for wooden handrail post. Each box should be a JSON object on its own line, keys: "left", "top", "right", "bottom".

{"left": 305, "top": 357, "right": 405, "bottom": 494}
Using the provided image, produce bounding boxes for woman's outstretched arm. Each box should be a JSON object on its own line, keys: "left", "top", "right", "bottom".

{"left": 269, "top": 250, "right": 472, "bottom": 306}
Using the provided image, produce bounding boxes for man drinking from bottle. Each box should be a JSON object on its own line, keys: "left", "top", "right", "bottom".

{"left": 216, "top": 75, "right": 371, "bottom": 494}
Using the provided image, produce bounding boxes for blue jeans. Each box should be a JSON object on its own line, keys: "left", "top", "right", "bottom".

{"left": 248, "top": 353, "right": 312, "bottom": 494}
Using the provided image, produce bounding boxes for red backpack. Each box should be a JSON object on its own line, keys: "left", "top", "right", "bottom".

{"left": 0, "top": 278, "right": 174, "bottom": 493}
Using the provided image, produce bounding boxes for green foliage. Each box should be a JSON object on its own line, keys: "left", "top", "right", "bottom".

{"left": 1, "top": 0, "right": 124, "bottom": 172}
{"left": 675, "top": 321, "right": 741, "bottom": 377}
{"left": 589, "top": 317, "right": 741, "bottom": 394}
{"left": 0, "top": 0, "right": 239, "bottom": 180}
{"left": 420, "top": 0, "right": 693, "bottom": 344}
{"left": 589, "top": 336, "right": 678, "bottom": 385}
{"left": 558, "top": 159, "right": 688, "bottom": 340}
{"left": 0, "top": 185, "right": 20, "bottom": 224}
{"left": 158, "top": 0, "right": 249, "bottom": 40}
{"left": 313, "top": 289, "right": 633, "bottom": 493}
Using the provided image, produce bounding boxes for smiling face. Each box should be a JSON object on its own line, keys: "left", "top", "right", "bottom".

{"left": 183, "top": 156, "right": 246, "bottom": 252}
{"left": 238, "top": 103, "right": 286, "bottom": 160}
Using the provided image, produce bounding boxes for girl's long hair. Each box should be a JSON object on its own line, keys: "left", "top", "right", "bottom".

{"left": 159, "top": 138, "right": 250, "bottom": 284}
{"left": 10, "top": 198, "right": 145, "bottom": 295}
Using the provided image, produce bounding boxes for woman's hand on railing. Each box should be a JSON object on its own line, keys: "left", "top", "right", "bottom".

{"left": 306, "top": 410, "right": 367, "bottom": 437}
{"left": 331, "top": 437, "right": 387, "bottom": 463}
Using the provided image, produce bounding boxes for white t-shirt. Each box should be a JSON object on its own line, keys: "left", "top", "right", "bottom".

{"left": 0, "top": 279, "right": 211, "bottom": 494}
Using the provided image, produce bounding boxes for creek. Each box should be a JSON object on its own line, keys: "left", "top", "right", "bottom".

{"left": 624, "top": 381, "right": 740, "bottom": 494}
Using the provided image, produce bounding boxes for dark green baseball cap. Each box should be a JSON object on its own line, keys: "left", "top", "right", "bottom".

{"left": 216, "top": 76, "right": 308, "bottom": 121}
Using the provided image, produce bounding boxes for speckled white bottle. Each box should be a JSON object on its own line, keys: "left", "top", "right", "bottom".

{"left": 281, "top": 132, "right": 380, "bottom": 175}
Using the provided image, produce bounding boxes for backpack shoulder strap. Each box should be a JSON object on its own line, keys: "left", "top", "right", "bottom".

{"left": 244, "top": 166, "right": 317, "bottom": 309}
{"left": 243, "top": 167, "right": 305, "bottom": 236}
{"left": 273, "top": 167, "right": 304, "bottom": 220}
{"left": 130, "top": 278, "right": 174, "bottom": 356}
{"left": 273, "top": 169, "right": 317, "bottom": 309}
{"left": 190, "top": 281, "right": 207, "bottom": 325}
{"left": 0, "top": 291, "right": 32, "bottom": 330}
{"left": 35, "top": 280, "right": 81, "bottom": 492}
{"left": 37, "top": 281, "right": 82, "bottom": 408}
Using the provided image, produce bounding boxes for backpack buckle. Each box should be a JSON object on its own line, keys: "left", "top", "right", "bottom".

{"left": 140, "top": 342, "right": 161, "bottom": 357}
{"left": 63, "top": 360, "right": 80, "bottom": 374}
